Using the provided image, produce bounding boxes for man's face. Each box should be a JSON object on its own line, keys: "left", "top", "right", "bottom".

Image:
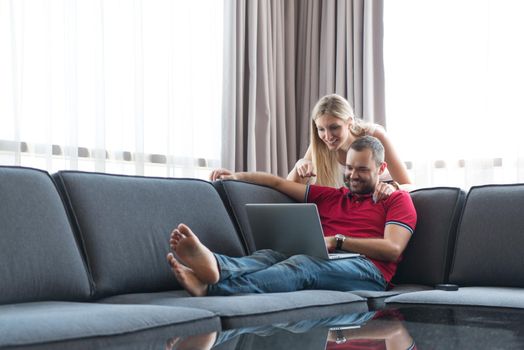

{"left": 344, "top": 148, "right": 385, "bottom": 194}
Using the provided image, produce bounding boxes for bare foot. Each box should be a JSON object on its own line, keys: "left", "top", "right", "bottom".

{"left": 169, "top": 223, "right": 220, "bottom": 284}
{"left": 167, "top": 253, "right": 208, "bottom": 297}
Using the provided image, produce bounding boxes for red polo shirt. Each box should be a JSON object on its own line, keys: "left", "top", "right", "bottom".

{"left": 306, "top": 185, "right": 417, "bottom": 283}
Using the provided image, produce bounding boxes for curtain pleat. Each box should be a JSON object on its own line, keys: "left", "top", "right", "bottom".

{"left": 222, "top": 0, "right": 385, "bottom": 176}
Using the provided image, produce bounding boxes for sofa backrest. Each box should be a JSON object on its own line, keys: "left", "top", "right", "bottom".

{"left": 0, "top": 166, "right": 91, "bottom": 304}
{"left": 449, "top": 184, "right": 524, "bottom": 287}
{"left": 393, "top": 187, "right": 465, "bottom": 286}
{"left": 54, "top": 171, "right": 246, "bottom": 298}
{"left": 213, "top": 180, "right": 297, "bottom": 253}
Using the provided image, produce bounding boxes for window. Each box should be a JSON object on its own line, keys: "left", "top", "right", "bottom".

{"left": 384, "top": 0, "right": 524, "bottom": 188}
{"left": 0, "top": 0, "right": 223, "bottom": 179}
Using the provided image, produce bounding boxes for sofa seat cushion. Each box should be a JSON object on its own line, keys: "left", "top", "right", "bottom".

{"left": 384, "top": 287, "right": 524, "bottom": 309}
{"left": 352, "top": 284, "right": 433, "bottom": 299}
{"left": 0, "top": 167, "right": 91, "bottom": 304}
{"left": 0, "top": 301, "right": 219, "bottom": 347}
{"left": 350, "top": 284, "right": 433, "bottom": 310}
{"left": 100, "top": 290, "right": 368, "bottom": 329}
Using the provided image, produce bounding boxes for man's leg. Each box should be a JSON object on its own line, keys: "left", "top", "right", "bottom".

{"left": 208, "top": 255, "right": 386, "bottom": 295}
{"left": 167, "top": 223, "right": 288, "bottom": 295}
{"left": 213, "top": 249, "right": 288, "bottom": 280}
{"left": 300, "top": 255, "right": 387, "bottom": 291}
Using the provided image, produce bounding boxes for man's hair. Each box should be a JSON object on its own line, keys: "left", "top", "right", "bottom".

{"left": 349, "top": 135, "right": 385, "bottom": 166}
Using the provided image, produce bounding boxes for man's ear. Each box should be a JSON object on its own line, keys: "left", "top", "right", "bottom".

{"left": 378, "top": 162, "right": 387, "bottom": 175}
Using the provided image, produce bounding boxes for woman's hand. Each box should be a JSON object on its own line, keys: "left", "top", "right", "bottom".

{"left": 294, "top": 159, "right": 316, "bottom": 179}
{"left": 372, "top": 181, "right": 399, "bottom": 202}
{"left": 209, "top": 168, "right": 234, "bottom": 181}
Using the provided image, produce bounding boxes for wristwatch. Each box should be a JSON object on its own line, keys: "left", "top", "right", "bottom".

{"left": 334, "top": 234, "right": 346, "bottom": 250}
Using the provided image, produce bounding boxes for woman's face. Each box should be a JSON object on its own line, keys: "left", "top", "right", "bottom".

{"left": 315, "top": 114, "right": 351, "bottom": 151}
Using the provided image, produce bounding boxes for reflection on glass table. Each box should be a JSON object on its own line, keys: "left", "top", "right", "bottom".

{"left": 165, "top": 306, "right": 524, "bottom": 350}
{"left": 325, "top": 310, "right": 414, "bottom": 350}
{"left": 165, "top": 310, "right": 413, "bottom": 350}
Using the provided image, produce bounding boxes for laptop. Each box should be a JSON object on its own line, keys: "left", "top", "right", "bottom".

{"left": 245, "top": 203, "right": 361, "bottom": 260}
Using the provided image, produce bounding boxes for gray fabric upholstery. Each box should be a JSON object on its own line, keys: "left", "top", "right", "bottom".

{"left": 393, "top": 187, "right": 465, "bottom": 286}
{"left": 100, "top": 290, "right": 368, "bottom": 329}
{"left": 351, "top": 285, "right": 433, "bottom": 310}
{"left": 0, "top": 166, "right": 91, "bottom": 304}
{"left": 2, "top": 327, "right": 218, "bottom": 350}
{"left": 0, "top": 301, "right": 219, "bottom": 347}
{"left": 54, "top": 171, "right": 246, "bottom": 298}
{"left": 352, "top": 284, "right": 432, "bottom": 299}
{"left": 449, "top": 184, "right": 524, "bottom": 287}
{"left": 213, "top": 180, "right": 297, "bottom": 253}
{"left": 385, "top": 287, "right": 524, "bottom": 309}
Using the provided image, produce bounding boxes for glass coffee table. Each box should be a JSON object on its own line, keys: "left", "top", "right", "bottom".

{"left": 166, "top": 305, "right": 524, "bottom": 350}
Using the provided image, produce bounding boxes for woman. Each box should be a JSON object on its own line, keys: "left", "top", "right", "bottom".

{"left": 287, "top": 94, "right": 412, "bottom": 199}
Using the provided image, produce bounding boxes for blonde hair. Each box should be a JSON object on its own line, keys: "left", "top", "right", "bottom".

{"left": 310, "top": 94, "right": 371, "bottom": 187}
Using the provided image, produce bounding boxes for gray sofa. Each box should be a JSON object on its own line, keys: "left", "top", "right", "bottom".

{"left": 1, "top": 165, "right": 522, "bottom": 348}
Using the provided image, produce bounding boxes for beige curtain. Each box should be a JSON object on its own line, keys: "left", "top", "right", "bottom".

{"left": 222, "top": 0, "right": 385, "bottom": 176}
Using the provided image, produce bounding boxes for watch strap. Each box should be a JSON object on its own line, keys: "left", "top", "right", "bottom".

{"left": 335, "top": 234, "right": 345, "bottom": 250}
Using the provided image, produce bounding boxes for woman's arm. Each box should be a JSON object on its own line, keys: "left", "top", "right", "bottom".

{"left": 287, "top": 145, "right": 315, "bottom": 184}
{"left": 371, "top": 126, "right": 413, "bottom": 188}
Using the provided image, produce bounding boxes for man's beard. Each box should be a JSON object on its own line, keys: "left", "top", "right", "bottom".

{"left": 346, "top": 179, "right": 375, "bottom": 194}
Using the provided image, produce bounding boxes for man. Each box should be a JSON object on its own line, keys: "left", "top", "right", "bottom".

{"left": 167, "top": 136, "right": 416, "bottom": 296}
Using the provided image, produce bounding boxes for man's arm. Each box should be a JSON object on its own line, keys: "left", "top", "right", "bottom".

{"left": 326, "top": 224, "right": 412, "bottom": 262}
{"left": 225, "top": 172, "right": 308, "bottom": 203}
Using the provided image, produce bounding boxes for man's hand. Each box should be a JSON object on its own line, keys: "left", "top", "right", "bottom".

{"left": 209, "top": 168, "right": 234, "bottom": 181}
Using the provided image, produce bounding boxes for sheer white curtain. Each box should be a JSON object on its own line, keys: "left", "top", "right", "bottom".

{"left": 384, "top": 0, "right": 524, "bottom": 189}
{"left": 0, "top": 0, "right": 223, "bottom": 179}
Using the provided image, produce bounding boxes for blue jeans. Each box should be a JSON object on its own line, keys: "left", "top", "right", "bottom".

{"left": 207, "top": 249, "right": 387, "bottom": 296}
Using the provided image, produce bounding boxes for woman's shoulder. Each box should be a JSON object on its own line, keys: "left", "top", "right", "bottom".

{"left": 367, "top": 123, "right": 386, "bottom": 137}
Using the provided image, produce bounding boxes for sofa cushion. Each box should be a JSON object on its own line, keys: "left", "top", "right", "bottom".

{"left": 213, "top": 180, "right": 297, "bottom": 253}
{"left": 100, "top": 290, "right": 368, "bottom": 329}
{"left": 449, "top": 184, "right": 524, "bottom": 287}
{"left": 0, "top": 166, "right": 91, "bottom": 304}
{"left": 53, "top": 171, "right": 246, "bottom": 298}
{"left": 385, "top": 287, "right": 524, "bottom": 309}
{"left": 392, "top": 187, "right": 465, "bottom": 286}
{"left": 0, "top": 325, "right": 217, "bottom": 350}
{"left": 0, "top": 301, "right": 219, "bottom": 347}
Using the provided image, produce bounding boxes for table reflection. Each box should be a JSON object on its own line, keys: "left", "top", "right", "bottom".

{"left": 166, "top": 309, "right": 415, "bottom": 350}
{"left": 326, "top": 310, "right": 415, "bottom": 350}
{"left": 165, "top": 332, "right": 217, "bottom": 350}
